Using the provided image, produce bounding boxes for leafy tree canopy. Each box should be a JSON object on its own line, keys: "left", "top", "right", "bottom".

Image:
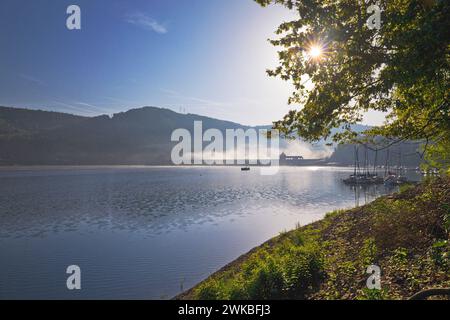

{"left": 255, "top": 0, "right": 449, "bottom": 170}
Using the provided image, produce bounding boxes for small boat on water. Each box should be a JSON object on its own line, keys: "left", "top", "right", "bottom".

{"left": 343, "top": 145, "right": 384, "bottom": 186}
{"left": 241, "top": 167, "right": 250, "bottom": 171}
{"left": 343, "top": 174, "right": 384, "bottom": 185}
{"left": 343, "top": 145, "right": 413, "bottom": 186}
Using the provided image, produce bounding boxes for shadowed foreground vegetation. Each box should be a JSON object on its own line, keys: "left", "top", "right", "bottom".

{"left": 180, "top": 177, "right": 450, "bottom": 300}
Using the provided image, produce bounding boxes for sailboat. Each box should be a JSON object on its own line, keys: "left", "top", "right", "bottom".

{"left": 343, "top": 145, "right": 384, "bottom": 185}
{"left": 383, "top": 147, "right": 409, "bottom": 186}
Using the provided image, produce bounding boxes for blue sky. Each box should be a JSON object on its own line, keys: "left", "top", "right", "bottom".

{"left": 0, "top": 0, "right": 385, "bottom": 126}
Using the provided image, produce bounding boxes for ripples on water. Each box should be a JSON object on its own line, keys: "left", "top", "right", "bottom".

{"left": 0, "top": 166, "right": 420, "bottom": 299}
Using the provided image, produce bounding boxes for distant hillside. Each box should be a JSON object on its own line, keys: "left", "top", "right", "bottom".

{"left": 0, "top": 106, "right": 251, "bottom": 165}
{"left": 0, "top": 106, "right": 423, "bottom": 166}
{"left": 0, "top": 107, "right": 87, "bottom": 136}
{"left": 328, "top": 142, "right": 423, "bottom": 168}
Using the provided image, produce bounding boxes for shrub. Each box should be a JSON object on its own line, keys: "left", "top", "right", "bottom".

{"left": 193, "top": 231, "right": 324, "bottom": 300}
{"left": 359, "top": 238, "right": 378, "bottom": 267}
{"left": 196, "top": 280, "right": 221, "bottom": 300}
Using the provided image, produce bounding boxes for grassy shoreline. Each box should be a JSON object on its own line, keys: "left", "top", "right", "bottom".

{"left": 178, "top": 177, "right": 450, "bottom": 300}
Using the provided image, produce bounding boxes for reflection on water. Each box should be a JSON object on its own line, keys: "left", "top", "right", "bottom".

{"left": 0, "top": 166, "right": 420, "bottom": 299}
{"left": 350, "top": 183, "right": 396, "bottom": 207}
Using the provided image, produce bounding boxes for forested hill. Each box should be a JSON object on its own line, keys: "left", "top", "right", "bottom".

{"left": 0, "top": 106, "right": 250, "bottom": 165}
{"left": 328, "top": 142, "right": 424, "bottom": 168}
{"left": 0, "top": 106, "right": 423, "bottom": 166}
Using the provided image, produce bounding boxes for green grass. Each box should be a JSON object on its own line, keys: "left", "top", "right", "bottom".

{"left": 195, "top": 228, "right": 324, "bottom": 300}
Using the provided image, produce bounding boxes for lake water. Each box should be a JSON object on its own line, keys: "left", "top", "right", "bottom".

{"left": 0, "top": 166, "right": 420, "bottom": 299}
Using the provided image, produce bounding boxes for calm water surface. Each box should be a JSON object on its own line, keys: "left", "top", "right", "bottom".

{"left": 0, "top": 166, "right": 420, "bottom": 299}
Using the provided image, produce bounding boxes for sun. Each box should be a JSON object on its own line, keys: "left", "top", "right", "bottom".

{"left": 308, "top": 45, "right": 323, "bottom": 60}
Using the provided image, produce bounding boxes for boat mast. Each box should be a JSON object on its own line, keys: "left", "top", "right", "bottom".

{"left": 364, "top": 145, "right": 369, "bottom": 177}
{"left": 373, "top": 149, "right": 378, "bottom": 176}
{"left": 356, "top": 146, "right": 361, "bottom": 176}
